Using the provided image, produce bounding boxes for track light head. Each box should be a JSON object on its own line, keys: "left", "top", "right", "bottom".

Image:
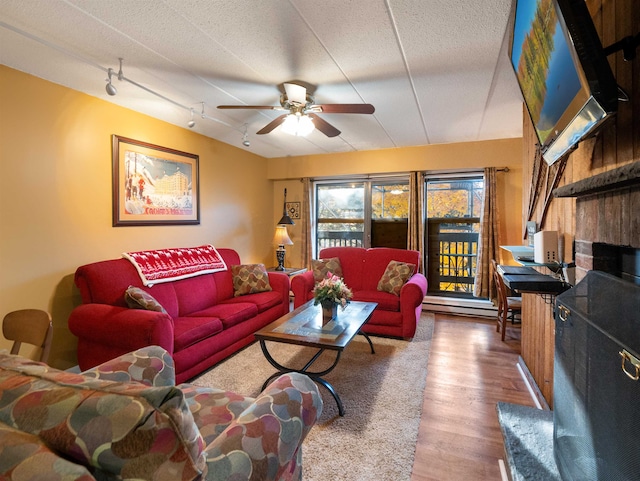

{"left": 242, "top": 124, "right": 250, "bottom": 147}
{"left": 116, "top": 58, "right": 124, "bottom": 81}
{"left": 105, "top": 68, "right": 117, "bottom": 96}
{"left": 187, "top": 108, "right": 196, "bottom": 128}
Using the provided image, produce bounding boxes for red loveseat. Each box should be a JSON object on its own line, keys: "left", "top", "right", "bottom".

{"left": 291, "top": 247, "right": 427, "bottom": 339}
{"left": 68, "top": 248, "right": 289, "bottom": 383}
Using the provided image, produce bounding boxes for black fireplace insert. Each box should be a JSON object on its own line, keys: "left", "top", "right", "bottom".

{"left": 554, "top": 271, "right": 640, "bottom": 480}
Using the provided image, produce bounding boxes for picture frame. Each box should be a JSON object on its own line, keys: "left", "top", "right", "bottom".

{"left": 285, "top": 201, "right": 301, "bottom": 219}
{"left": 112, "top": 135, "right": 199, "bottom": 226}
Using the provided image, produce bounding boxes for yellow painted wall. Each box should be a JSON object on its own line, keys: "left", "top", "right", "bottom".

{"left": 268, "top": 139, "right": 524, "bottom": 268}
{"left": 0, "top": 66, "right": 274, "bottom": 368}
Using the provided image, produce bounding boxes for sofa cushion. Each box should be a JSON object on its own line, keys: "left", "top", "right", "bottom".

{"left": 312, "top": 257, "right": 343, "bottom": 283}
{"left": 318, "top": 247, "right": 367, "bottom": 291}
{"left": 189, "top": 303, "right": 258, "bottom": 329}
{"left": 231, "top": 264, "right": 272, "bottom": 296}
{"left": 124, "top": 285, "right": 167, "bottom": 313}
{"left": 377, "top": 260, "right": 416, "bottom": 296}
{"left": 172, "top": 273, "right": 218, "bottom": 317}
{"left": 0, "top": 422, "right": 97, "bottom": 481}
{"left": 220, "top": 290, "right": 282, "bottom": 313}
{"left": 353, "top": 290, "right": 401, "bottom": 312}
{"left": 173, "top": 317, "right": 225, "bottom": 351}
{"left": 361, "top": 247, "right": 420, "bottom": 291}
{"left": 0, "top": 354, "right": 205, "bottom": 480}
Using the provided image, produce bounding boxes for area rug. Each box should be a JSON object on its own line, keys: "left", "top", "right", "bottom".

{"left": 192, "top": 312, "right": 435, "bottom": 481}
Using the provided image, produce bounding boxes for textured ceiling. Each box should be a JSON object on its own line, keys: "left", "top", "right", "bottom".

{"left": 0, "top": 0, "right": 524, "bottom": 158}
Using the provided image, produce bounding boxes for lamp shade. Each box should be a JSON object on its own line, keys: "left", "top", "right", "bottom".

{"left": 273, "top": 225, "right": 293, "bottom": 246}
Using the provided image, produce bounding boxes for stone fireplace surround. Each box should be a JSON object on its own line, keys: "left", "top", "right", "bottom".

{"left": 553, "top": 160, "right": 640, "bottom": 283}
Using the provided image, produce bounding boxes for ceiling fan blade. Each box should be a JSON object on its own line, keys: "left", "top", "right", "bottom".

{"left": 256, "top": 114, "right": 288, "bottom": 135}
{"left": 217, "top": 105, "right": 284, "bottom": 110}
{"left": 313, "top": 104, "right": 375, "bottom": 114}
{"left": 284, "top": 83, "right": 307, "bottom": 104}
{"left": 308, "top": 113, "right": 341, "bottom": 137}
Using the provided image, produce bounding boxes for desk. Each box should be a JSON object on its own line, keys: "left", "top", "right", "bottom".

{"left": 502, "top": 274, "right": 568, "bottom": 295}
{"left": 500, "top": 245, "right": 560, "bottom": 268}
{"left": 497, "top": 265, "right": 537, "bottom": 276}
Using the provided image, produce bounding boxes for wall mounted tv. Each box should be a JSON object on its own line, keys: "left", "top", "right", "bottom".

{"left": 510, "top": 0, "right": 618, "bottom": 165}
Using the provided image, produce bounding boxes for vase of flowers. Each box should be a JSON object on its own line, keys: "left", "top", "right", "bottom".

{"left": 313, "top": 273, "right": 353, "bottom": 324}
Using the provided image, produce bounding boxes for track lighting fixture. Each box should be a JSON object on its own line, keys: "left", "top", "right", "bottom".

{"left": 187, "top": 108, "right": 196, "bottom": 128}
{"left": 105, "top": 58, "right": 123, "bottom": 96}
{"left": 242, "top": 123, "right": 250, "bottom": 147}
{"left": 105, "top": 68, "right": 117, "bottom": 96}
{"left": 4, "top": 25, "right": 239, "bottom": 134}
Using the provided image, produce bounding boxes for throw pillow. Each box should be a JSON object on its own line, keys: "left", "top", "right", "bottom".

{"left": 312, "top": 257, "right": 343, "bottom": 283}
{"left": 231, "top": 264, "right": 272, "bottom": 297}
{"left": 124, "top": 286, "right": 167, "bottom": 313}
{"left": 377, "top": 260, "right": 416, "bottom": 296}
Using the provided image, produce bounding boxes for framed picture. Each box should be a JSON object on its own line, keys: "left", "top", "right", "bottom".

{"left": 112, "top": 135, "right": 199, "bottom": 226}
{"left": 285, "top": 201, "right": 301, "bottom": 219}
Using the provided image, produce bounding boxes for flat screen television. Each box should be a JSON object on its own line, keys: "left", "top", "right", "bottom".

{"left": 509, "top": 0, "right": 618, "bottom": 165}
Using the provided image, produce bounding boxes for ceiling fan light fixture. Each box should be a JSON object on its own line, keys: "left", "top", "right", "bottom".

{"left": 281, "top": 113, "right": 314, "bottom": 137}
{"left": 298, "top": 114, "right": 315, "bottom": 136}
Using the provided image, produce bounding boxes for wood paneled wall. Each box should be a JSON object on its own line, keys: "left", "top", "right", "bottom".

{"left": 520, "top": 0, "right": 639, "bottom": 406}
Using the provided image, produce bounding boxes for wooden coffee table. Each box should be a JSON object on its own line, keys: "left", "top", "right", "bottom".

{"left": 254, "top": 299, "right": 377, "bottom": 416}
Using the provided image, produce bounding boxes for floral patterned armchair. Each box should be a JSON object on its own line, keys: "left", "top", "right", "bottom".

{"left": 0, "top": 346, "right": 322, "bottom": 481}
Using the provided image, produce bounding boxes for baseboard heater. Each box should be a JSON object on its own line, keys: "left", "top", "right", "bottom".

{"left": 422, "top": 296, "right": 498, "bottom": 318}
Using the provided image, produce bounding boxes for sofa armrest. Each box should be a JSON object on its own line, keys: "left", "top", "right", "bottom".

{"left": 401, "top": 272, "right": 428, "bottom": 303}
{"left": 80, "top": 345, "right": 176, "bottom": 387}
{"left": 267, "top": 271, "right": 291, "bottom": 311}
{"left": 68, "top": 304, "right": 175, "bottom": 354}
{"left": 291, "top": 271, "right": 315, "bottom": 308}
{"left": 202, "top": 372, "right": 322, "bottom": 481}
{"left": 399, "top": 273, "right": 428, "bottom": 338}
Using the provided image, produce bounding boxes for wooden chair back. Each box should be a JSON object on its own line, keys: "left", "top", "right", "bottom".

{"left": 2, "top": 309, "right": 53, "bottom": 363}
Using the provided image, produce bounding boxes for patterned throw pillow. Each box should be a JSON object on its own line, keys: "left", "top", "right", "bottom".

{"left": 312, "top": 257, "right": 343, "bottom": 283}
{"left": 124, "top": 286, "right": 167, "bottom": 313}
{"left": 377, "top": 260, "right": 416, "bottom": 296}
{"left": 231, "top": 264, "right": 272, "bottom": 297}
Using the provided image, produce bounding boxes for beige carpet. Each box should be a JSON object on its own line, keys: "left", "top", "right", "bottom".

{"left": 192, "top": 312, "right": 434, "bottom": 481}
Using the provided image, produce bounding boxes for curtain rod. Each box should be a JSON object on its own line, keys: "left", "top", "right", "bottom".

{"left": 276, "top": 167, "right": 511, "bottom": 182}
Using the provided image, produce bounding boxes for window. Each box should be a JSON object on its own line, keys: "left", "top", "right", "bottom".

{"left": 426, "top": 176, "right": 483, "bottom": 296}
{"left": 315, "top": 179, "right": 409, "bottom": 254}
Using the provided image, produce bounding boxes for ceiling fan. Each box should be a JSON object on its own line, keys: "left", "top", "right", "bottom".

{"left": 217, "top": 82, "right": 375, "bottom": 137}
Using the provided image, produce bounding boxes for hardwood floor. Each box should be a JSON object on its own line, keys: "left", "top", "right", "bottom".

{"left": 411, "top": 313, "right": 535, "bottom": 481}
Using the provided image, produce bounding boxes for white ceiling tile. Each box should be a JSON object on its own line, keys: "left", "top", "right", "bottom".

{"left": 0, "top": 0, "right": 522, "bottom": 158}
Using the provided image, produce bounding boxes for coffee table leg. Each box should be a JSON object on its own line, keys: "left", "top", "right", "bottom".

{"left": 358, "top": 331, "right": 375, "bottom": 354}
{"left": 259, "top": 340, "right": 347, "bottom": 416}
{"left": 313, "top": 377, "right": 345, "bottom": 416}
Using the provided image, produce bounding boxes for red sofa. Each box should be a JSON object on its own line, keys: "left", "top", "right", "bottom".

{"left": 68, "top": 248, "right": 289, "bottom": 383}
{"left": 291, "top": 247, "right": 427, "bottom": 339}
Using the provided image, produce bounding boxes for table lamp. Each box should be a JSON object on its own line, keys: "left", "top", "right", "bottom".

{"left": 273, "top": 225, "right": 293, "bottom": 271}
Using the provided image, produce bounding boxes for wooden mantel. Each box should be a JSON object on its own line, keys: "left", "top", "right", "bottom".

{"left": 553, "top": 160, "right": 640, "bottom": 198}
